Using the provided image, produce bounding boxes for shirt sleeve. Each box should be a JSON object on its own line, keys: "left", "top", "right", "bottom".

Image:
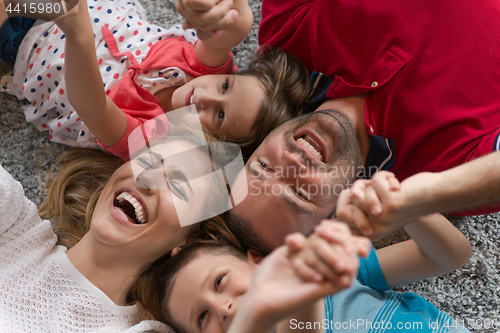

{"left": 357, "top": 247, "right": 391, "bottom": 292}
{"left": 191, "top": 40, "right": 237, "bottom": 74}
{"left": 99, "top": 116, "right": 142, "bottom": 161}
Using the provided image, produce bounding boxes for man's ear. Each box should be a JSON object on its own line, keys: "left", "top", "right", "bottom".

{"left": 246, "top": 249, "right": 264, "bottom": 265}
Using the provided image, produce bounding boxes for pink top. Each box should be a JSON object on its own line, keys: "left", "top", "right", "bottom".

{"left": 101, "top": 26, "right": 236, "bottom": 160}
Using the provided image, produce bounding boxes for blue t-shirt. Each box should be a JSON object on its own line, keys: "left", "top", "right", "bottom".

{"left": 324, "top": 249, "right": 470, "bottom": 333}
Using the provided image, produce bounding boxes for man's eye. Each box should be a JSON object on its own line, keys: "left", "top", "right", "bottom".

{"left": 222, "top": 80, "right": 229, "bottom": 93}
{"left": 198, "top": 311, "right": 207, "bottom": 327}
{"left": 218, "top": 111, "right": 225, "bottom": 125}
{"left": 168, "top": 181, "right": 188, "bottom": 202}
{"left": 258, "top": 160, "right": 269, "bottom": 170}
{"left": 293, "top": 187, "right": 310, "bottom": 202}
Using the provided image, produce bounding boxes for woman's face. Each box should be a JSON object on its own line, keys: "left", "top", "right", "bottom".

{"left": 90, "top": 140, "right": 213, "bottom": 262}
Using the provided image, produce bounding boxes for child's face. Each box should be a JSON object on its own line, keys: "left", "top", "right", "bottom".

{"left": 168, "top": 252, "right": 257, "bottom": 333}
{"left": 171, "top": 75, "right": 265, "bottom": 142}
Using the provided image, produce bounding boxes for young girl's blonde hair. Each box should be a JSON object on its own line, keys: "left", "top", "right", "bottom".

{"left": 236, "top": 46, "right": 311, "bottom": 156}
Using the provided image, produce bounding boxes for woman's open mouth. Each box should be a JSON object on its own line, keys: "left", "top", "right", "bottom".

{"left": 113, "top": 191, "right": 148, "bottom": 224}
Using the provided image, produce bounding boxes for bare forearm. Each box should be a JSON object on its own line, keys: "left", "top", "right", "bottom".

{"left": 378, "top": 214, "right": 471, "bottom": 287}
{"left": 56, "top": 0, "right": 127, "bottom": 147}
{"left": 58, "top": 9, "right": 107, "bottom": 116}
{"left": 195, "top": 0, "right": 252, "bottom": 67}
{"left": 404, "top": 214, "right": 471, "bottom": 271}
{"left": 403, "top": 151, "right": 500, "bottom": 216}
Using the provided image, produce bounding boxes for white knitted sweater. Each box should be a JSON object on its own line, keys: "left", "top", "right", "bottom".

{"left": 0, "top": 166, "right": 173, "bottom": 332}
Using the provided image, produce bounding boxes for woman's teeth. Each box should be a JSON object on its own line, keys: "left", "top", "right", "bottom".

{"left": 189, "top": 94, "right": 194, "bottom": 105}
{"left": 116, "top": 192, "right": 146, "bottom": 224}
{"left": 297, "top": 137, "right": 323, "bottom": 161}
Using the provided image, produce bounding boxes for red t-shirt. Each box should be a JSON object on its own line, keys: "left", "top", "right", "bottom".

{"left": 101, "top": 27, "right": 236, "bottom": 160}
{"left": 259, "top": 0, "right": 500, "bottom": 215}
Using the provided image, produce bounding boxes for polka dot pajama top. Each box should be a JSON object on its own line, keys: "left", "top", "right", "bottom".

{"left": 1, "top": 0, "right": 235, "bottom": 159}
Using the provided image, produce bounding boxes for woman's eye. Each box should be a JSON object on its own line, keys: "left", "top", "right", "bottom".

{"left": 198, "top": 311, "right": 207, "bottom": 327}
{"left": 136, "top": 155, "right": 162, "bottom": 170}
{"left": 222, "top": 80, "right": 229, "bottom": 93}
{"left": 168, "top": 181, "right": 188, "bottom": 202}
{"left": 136, "top": 157, "right": 154, "bottom": 170}
{"left": 218, "top": 111, "right": 225, "bottom": 125}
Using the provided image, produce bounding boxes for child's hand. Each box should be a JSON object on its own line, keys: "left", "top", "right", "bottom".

{"left": 176, "top": 0, "right": 239, "bottom": 40}
{"left": 52, "top": 0, "right": 86, "bottom": 35}
{"left": 285, "top": 221, "right": 371, "bottom": 284}
{"left": 231, "top": 239, "right": 360, "bottom": 332}
{"left": 5, "top": 0, "right": 79, "bottom": 21}
{"left": 336, "top": 171, "right": 414, "bottom": 239}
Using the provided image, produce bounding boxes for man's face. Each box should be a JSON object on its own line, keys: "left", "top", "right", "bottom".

{"left": 231, "top": 110, "right": 363, "bottom": 249}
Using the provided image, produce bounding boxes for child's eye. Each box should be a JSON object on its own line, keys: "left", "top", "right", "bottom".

{"left": 218, "top": 111, "right": 225, "bottom": 125}
{"left": 222, "top": 80, "right": 229, "bottom": 93}
{"left": 214, "top": 274, "right": 225, "bottom": 291}
{"left": 198, "top": 311, "right": 207, "bottom": 327}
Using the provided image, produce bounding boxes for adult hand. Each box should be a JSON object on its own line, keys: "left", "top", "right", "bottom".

{"left": 176, "top": 0, "right": 238, "bottom": 40}
{"left": 285, "top": 220, "right": 371, "bottom": 283}
{"left": 336, "top": 171, "right": 430, "bottom": 240}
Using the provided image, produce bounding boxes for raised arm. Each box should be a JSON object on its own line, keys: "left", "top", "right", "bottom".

{"left": 337, "top": 151, "right": 500, "bottom": 239}
{"left": 227, "top": 222, "right": 371, "bottom": 333}
{"left": 53, "top": 0, "right": 127, "bottom": 147}
{"left": 336, "top": 173, "right": 472, "bottom": 287}
{"left": 176, "top": 0, "right": 253, "bottom": 67}
{"left": 406, "top": 150, "right": 500, "bottom": 215}
{"left": 376, "top": 213, "right": 472, "bottom": 287}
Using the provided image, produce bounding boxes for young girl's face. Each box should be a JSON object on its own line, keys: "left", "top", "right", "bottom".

{"left": 171, "top": 75, "right": 265, "bottom": 142}
{"left": 168, "top": 252, "right": 257, "bottom": 333}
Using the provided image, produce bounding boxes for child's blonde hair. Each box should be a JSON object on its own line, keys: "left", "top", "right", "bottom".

{"left": 236, "top": 46, "right": 311, "bottom": 156}
{"left": 132, "top": 240, "right": 245, "bottom": 328}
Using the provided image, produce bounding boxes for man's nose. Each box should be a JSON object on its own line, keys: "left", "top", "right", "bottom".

{"left": 282, "top": 150, "right": 307, "bottom": 177}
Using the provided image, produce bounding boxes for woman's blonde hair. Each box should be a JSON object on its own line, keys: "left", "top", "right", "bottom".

{"left": 236, "top": 46, "right": 312, "bottom": 156}
{"left": 38, "top": 124, "right": 242, "bottom": 315}
{"left": 38, "top": 149, "right": 124, "bottom": 248}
